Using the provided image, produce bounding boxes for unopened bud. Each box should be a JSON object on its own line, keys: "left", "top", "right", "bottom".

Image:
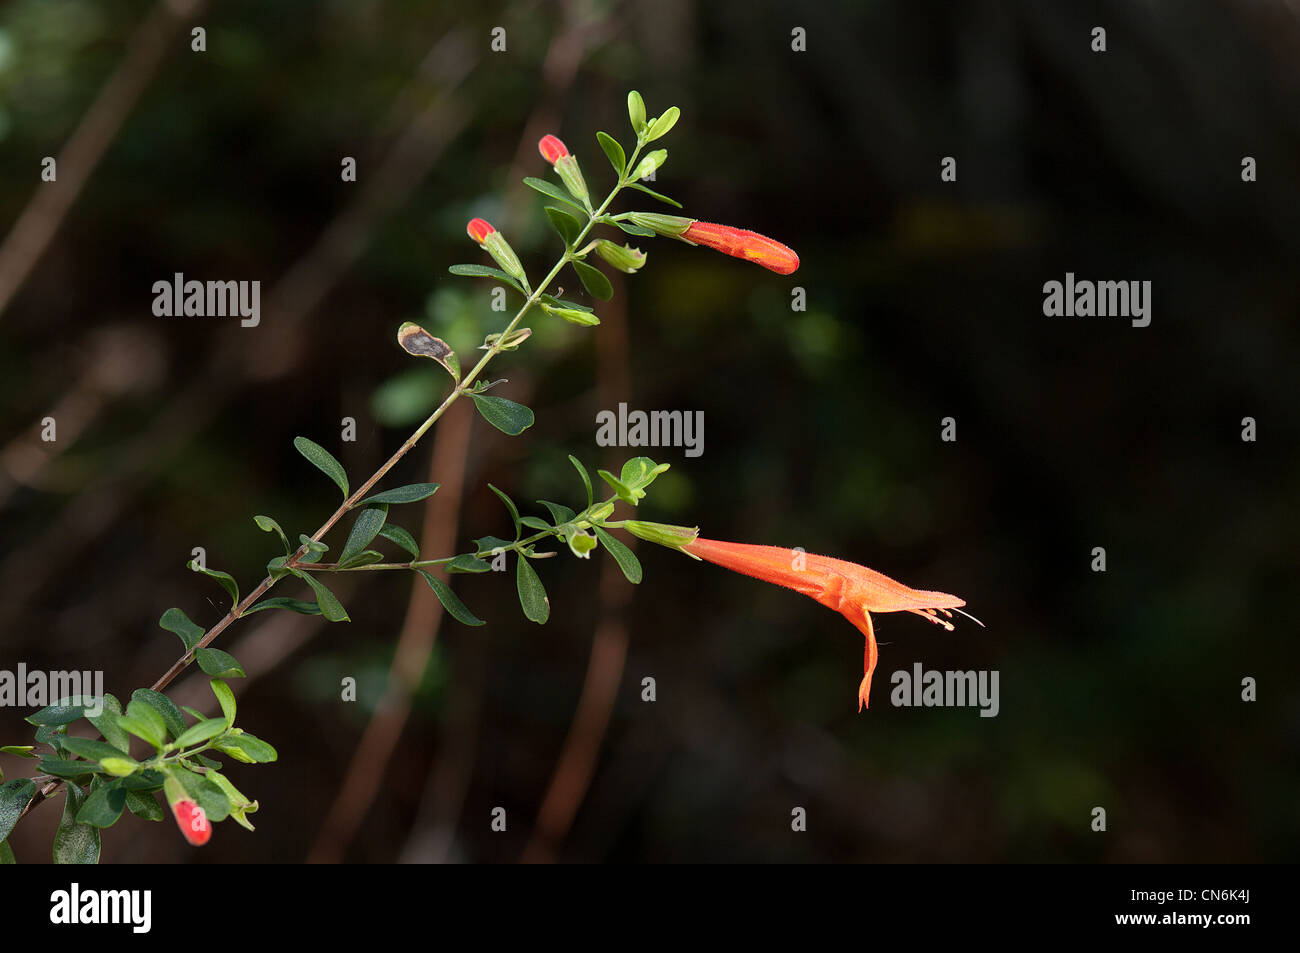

{"left": 594, "top": 239, "right": 646, "bottom": 274}
{"left": 467, "top": 219, "right": 528, "bottom": 288}
{"left": 622, "top": 520, "right": 700, "bottom": 553}
{"left": 627, "top": 212, "right": 694, "bottom": 239}
{"left": 541, "top": 302, "right": 600, "bottom": 326}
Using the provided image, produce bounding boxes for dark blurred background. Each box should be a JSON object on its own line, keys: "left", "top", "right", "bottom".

{"left": 0, "top": 0, "right": 1297, "bottom": 863}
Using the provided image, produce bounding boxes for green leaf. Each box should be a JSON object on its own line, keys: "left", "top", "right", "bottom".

{"left": 244, "top": 596, "right": 322, "bottom": 616}
{"left": 446, "top": 554, "right": 491, "bottom": 573}
{"left": 267, "top": 554, "right": 292, "bottom": 580}
{"left": 611, "top": 218, "right": 657, "bottom": 237}
{"left": 417, "top": 570, "right": 484, "bottom": 626}
{"left": 340, "top": 504, "right": 388, "bottom": 564}
{"left": 174, "top": 768, "right": 230, "bottom": 821}
{"left": 515, "top": 555, "right": 550, "bottom": 624}
{"left": 596, "top": 131, "right": 626, "bottom": 175}
{"left": 210, "top": 679, "right": 236, "bottom": 724}
{"left": 131, "top": 690, "right": 187, "bottom": 741}
{"left": 522, "top": 177, "right": 587, "bottom": 214}
{"left": 254, "top": 514, "right": 291, "bottom": 554}
{"left": 488, "top": 484, "right": 522, "bottom": 539}
{"left": 25, "top": 702, "right": 85, "bottom": 726}
{"left": 293, "top": 436, "right": 349, "bottom": 499}
{"left": 195, "top": 648, "right": 246, "bottom": 679}
{"left": 99, "top": 758, "right": 139, "bottom": 778}
{"left": 473, "top": 535, "right": 514, "bottom": 555}
{"left": 0, "top": 779, "right": 36, "bottom": 842}
{"left": 37, "top": 759, "right": 94, "bottom": 779}
{"left": 0, "top": 840, "right": 14, "bottom": 863}
{"left": 597, "top": 469, "right": 638, "bottom": 507}
{"left": 125, "top": 790, "right": 163, "bottom": 822}
{"left": 212, "top": 731, "right": 277, "bottom": 765}
{"left": 76, "top": 780, "right": 127, "bottom": 828}
{"left": 471, "top": 394, "right": 535, "bottom": 436}
{"left": 292, "top": 571, "right": 350, "bottom": 622}
{"left": 572, "top": 260, "right": 613, "bottom": 301}
{"left": 593, "top": 526, "right": 643, "bottom": 584}
{"left": 646, "top": 105, "right": 680, "bottom": 141}
{"left": 53, "top": 783, "right": 99, "bottom": 864}
{"left": 60, "top": 737, "right": 129, "bottom": 763}
{"left": 538, "top": 500, "right": 577, "bottom": 525}
{"left": 519, "top": 516, "right": 550, "bottom": 531}
{"left": 34, "top": 724, "right": 65, "bottom": 753}
{"left": 173, "top": 717, "right": 230, "bottom": 749}
{"left": 337, "top": 550, "right": 384, "bottom": 569}
{"left": 159, "top": 607, "right": 205, "bottom": 654}
{"left": 121, "top": 769, "right": 164, "bottom": 792}
{"left": 568, "top": 455, "right": 594, "bottom": 509}
{"left": 0, "top": 746, "right": 35, "bottom": 758}
{"left": 620, "top": 456, "right": 672, "bottom": 495}
{"left": 116, "top": 712, "right": 164, "bottom": 752}
{"left": 360, "top": 483, "right": 440, "bottom": 505}
{"left": 87, "top": 694, "right": 129, "bottom": 755}
{"left": 627, "top": 90, "right": 647, "bottom": 132}
{"left": 545, "top": 206, "right": 583, "bottom": 246}
{"left": 447, "top": 263, "right": 525, "bottom": 295}
{"left": 188, "top": 562, "right": 239, "bottom": 605}
{"left": 300, "top": 535, "right": 328, "bottom": 553}
{"left": 378, "top": 524, "right": 419, "bottom": 559}
{"left": 627, "top": 181, "right": 683, "bottom": 208}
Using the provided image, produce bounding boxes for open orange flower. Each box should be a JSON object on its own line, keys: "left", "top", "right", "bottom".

{"left": 681, "top": 537, "right": 975, "bottom": 711}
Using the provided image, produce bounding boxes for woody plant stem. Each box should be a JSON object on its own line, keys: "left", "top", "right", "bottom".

{"left": 16, "top": 134, "right": 652, "bottom": 819}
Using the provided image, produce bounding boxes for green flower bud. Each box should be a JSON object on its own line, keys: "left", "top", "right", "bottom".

{"left": 594, "top": 239, "right": 646, "bottom": 274}
{"left": 554, "top": 155, "right": 590, "bottom": 206}
{"left": 627, "top": 212, "right": 694, "bottom": 239}
{"left": 483, "top": 231, "right": 528, "bottom": 288}
{"left": 622, "top": 520, "right": 700, "bottom": 552}
{"left": 567, "top": 528, "right": 598, "bottom": 559}
{"left": 541, "top": 303, "right": 600, "bottom": 326}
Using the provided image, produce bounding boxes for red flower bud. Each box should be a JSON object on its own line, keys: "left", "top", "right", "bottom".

{"left": 170, "top": 798, "right": 212, "bottom": 846}
{"left": 466, "top": 218, "right": 496, "bottom": 244}
{"left": 681, "top": 222, "right": 800, "bottom": 275}
{"left": 538, "top": 134, "right": 569, "bottom": 165}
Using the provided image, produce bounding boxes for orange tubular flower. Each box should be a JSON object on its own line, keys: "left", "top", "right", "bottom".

{"left": 681, "top": 222, "right": 800, "bottom": 275}
{"left": 466, "top": 217, "right": 495, "bottom": 244}
{"left": 682, "top": 538, "right": 974, "bottom": 711}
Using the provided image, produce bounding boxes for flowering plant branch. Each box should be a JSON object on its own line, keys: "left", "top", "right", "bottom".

{"left": 0, "top": 90, "right": 969, "bottom": 863}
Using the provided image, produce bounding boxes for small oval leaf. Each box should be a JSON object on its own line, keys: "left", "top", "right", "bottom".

{"left": 417, "top": 570, "right": 484, "bottom": 626}
{"left": 360, "top": 483, "right": 440, "bottom": 505}
{"left": 572, "top": 260, "right": 613, "bottom": 301}
{"left": 471, "top": 394, "right": 535, "bottom": 435}
{"left": 195, "top": 648, "right": 246, "bottom": 679}
{"left": 293, "top": 436, "right": 350, "bottom": 499}
{"left": 515, "top": 556, "right": 550, "bottom": 624}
